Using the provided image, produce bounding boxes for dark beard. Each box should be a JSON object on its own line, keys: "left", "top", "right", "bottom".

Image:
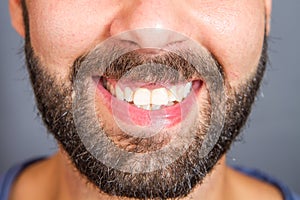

{"left": 21, "top": 1, "right": 268, "bottom": 199}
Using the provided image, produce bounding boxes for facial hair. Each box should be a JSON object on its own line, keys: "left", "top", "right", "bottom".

{"left": 21, "top": 1, "right": 268, "bottom": 199}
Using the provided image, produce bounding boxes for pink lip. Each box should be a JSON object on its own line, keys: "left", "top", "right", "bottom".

{"left": 94, "top": 78, "right": 202, "bottom": 128}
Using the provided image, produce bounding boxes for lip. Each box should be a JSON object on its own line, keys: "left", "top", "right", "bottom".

{"left": 94, "top": 76, "right": 203, "bottom": 128}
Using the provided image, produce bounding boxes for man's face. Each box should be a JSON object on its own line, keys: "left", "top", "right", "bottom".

{"left": 23, "top": 1, "right": 267, "bottom": 86}
{"left": 12, "top": 0, "right": 271, "bottom": 199}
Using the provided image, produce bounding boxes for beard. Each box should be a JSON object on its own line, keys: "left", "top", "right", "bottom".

{"left": 21, "top": 2, "right": 268, "bottom": 199}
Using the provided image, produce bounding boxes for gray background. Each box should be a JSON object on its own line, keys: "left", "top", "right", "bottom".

{"left": 1, "top": 0, "right": 299, "bottom": 194}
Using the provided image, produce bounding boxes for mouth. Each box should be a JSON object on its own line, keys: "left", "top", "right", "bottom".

{"left": 93, "top": 76, "right": 203, "bottom": 127}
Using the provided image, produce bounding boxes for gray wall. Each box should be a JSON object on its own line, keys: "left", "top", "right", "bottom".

{"left": 1, "top": 0, "right": 299, "bottom": 194}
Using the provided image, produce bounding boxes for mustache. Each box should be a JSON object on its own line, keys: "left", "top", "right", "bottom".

{"left": 72, "top": 39, "right": 224, "bottom": 85}
{"left": 102, "top": 49, "right": 199, "bottom": 84}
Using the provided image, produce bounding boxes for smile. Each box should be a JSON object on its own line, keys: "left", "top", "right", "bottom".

{"left": 93, "top": 76, "right": 203, "bottom": 127}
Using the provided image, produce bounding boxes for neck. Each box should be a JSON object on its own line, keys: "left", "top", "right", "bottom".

{"left": 54, "top": 149, "right": 229, "bottom": 200}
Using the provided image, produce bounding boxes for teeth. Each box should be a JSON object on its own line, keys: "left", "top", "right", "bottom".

{"left": 151, "top": 88, "right": 168, "bottom": 106}
{"left": 105, "top": 79, "right": 193, "bottom": 110}
{"left": 169, "top": 86, "right": 179, "bottom": 102}
{"left": 115, "top": 85, "right": 124, "bottom": 100}
{"left": 151, "top": 105, "right": 161, "bottom": 110}
{"left": 124, "top": 87, "right": 133, "bottom": 102}
{"left": 167, "top": 101, "right": 174, "bottom": 106}
{"left": 106, "top": 81, "right": 116, "bottom": 96}
{"left": 133, "top": 88, "right": 151, "bottom": 106}
{"left": 183, "top": 82, "right": 192, "bottom": 98}
{"left": 176, "top": 85, "right": 185, "bottom": 102}
{"left": 140, "top": 105, "right": 151, "bottom": 110}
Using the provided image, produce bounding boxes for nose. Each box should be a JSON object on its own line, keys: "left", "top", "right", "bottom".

{"left": 109, "top": 1, "right": 189, "bottom": 48}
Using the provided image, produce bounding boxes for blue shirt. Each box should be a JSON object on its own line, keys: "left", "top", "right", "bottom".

{"left": 1, "top": 158, "right": 299, "bottom": 200}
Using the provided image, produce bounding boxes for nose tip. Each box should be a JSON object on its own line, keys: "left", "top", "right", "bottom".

{"left": 109, "top": 1, "right": 190, "bottom": 48}
{"left": 117, "top": 28, "right": 188, "bottom": 48}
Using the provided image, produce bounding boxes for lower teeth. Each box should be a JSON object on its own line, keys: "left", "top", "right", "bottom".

{"left": 136, "top": 103, "right": 177, "bottom": 111}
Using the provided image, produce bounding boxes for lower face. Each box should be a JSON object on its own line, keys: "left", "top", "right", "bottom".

{"left": 22, "top": 1, "right": 267, "bottom": 199}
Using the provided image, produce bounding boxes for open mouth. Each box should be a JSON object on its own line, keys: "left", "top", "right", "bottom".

{"left": 93, "top": 76, "right": 203, "bottom": 127}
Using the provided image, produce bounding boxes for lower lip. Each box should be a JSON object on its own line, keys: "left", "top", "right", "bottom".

{"left": 95, "top": 78, "right": 202, "bottom": 128}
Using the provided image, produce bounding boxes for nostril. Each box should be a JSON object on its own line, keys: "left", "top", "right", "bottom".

{"left": 120, "top": 39, "right": 140, "bottom": 48}
{"left": 115, "top": 28, "right": 188, "bottom": 49}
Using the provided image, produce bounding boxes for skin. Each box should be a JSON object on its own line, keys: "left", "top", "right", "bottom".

{"left": 8, "top": 0, "right": 281, "bottom": 199}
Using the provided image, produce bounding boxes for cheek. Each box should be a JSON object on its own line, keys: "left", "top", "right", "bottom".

{"left": 191, "top": 1, "right": 265, "bottom": 86}
{"left": 222, "top": 6, "right": 265, "bottom": 86}
{"left": 28, "top": 1, "right": 120, "bottom": 78}
{"left": 212, "top": 19, "right": 265, "bottom": 86}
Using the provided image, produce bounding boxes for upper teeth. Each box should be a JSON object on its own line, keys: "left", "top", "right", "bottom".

{"left": 104, "top": 80, "right": 192, "bottom": 110}
{"left": 133, "top": 88, "right": 151, "bottom": 105}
